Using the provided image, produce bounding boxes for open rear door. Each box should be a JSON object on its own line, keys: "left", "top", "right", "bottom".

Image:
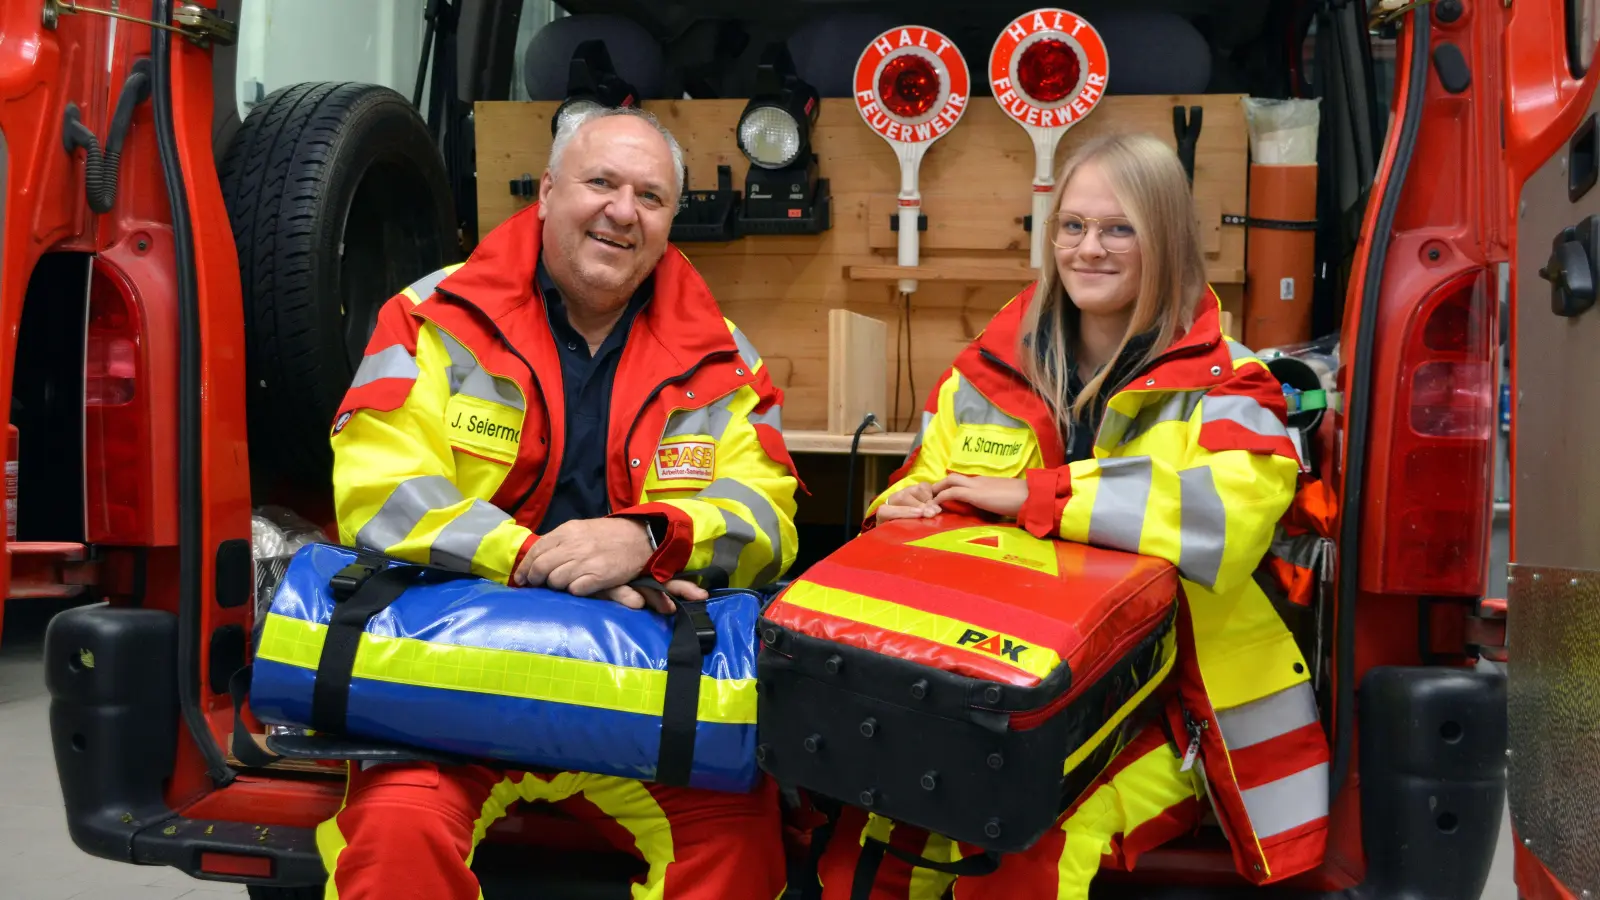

{"left": 1505, "top": 3, "right": 1600, "bottom": 899}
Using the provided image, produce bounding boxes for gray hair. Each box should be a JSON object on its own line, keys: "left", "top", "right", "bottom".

{"left": 548, "top": 105, "right": 686, "bottom": 200}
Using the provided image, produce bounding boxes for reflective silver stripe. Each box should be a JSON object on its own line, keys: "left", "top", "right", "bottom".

{"left": 407, "top": 266, "right": 454, "bottom": 301}
{"left": 356, "top": 475, "right": 465, "bottom": 552}
{"left": 1239, "top": 762, "right": 1330, "bottom": 838}
{"left": 953, "top": 378, "right": 1024, "bottom": 428}
{"left": 748, "top": 402, "right": 782, "bottom": 431}
{"left": 350, "top": 344, "right": 420, "bottom": 388}
{"left": 1178, "top": 467, "right": 1227, "bottom": 586}
{"left": 907, "top": 409, "right": 935, "bottom": 457}
{"left": 1088, "top": 457, "right": 1152, "bottom": 553}
{"left": 1217, "top": 683, "right": 1320, "bottom": 751}
{"left": 663, "top": 395, "right": 737, "bottom": 442}
{"left": 1096, "top": 409, "right": 1134, "bottom": 450}
{"left": 698, "top": 479, "right": 783, "bottom": 585}
{"left": 436, "top": 330, "right": 526, "bottom": 411}
{"left": 709, "top": 507, "right": 758, "bottom": 579}
{"left": 437, "top": 330, "right": 476, "bottom": 369}
{"left": 1202, "top": 394, "right": 1290, "bottom": 441}
{"left": 729, "top": 326, "right": 761, "bottom": 371}
{"left": 1224, "top": 339, "right": 1256, "bottom": 364}
{"left": 1109, "top": 390, "right": 1207, "bottom": 448}
{"left": 429, "top": 500, "right": 514, "bottom": 572}
{"left": 1270, "top": 530, "right": 1326, "bottom": 570}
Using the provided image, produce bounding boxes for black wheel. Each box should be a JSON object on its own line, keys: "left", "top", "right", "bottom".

{"left": 219, "top": 81, "right": 457, "bottom": 486}
{"left": 247, "top": 886, "right": 323, "bottom": 900}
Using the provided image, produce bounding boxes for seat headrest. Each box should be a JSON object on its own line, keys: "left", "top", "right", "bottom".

{"left": 523, "top": 14, "right": 668, "bottom": 102}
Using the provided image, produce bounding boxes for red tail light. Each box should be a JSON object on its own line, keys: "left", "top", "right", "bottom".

{"left": 84, "top": 262, "right": 155, "bottom": 545}
{"left": 879, "top": 55, "right": 940, "bottom": 118}
{"left": 1377, "top": 268, "right": 1494, "bottom": 595}
{"left": 1017, "top": 39, "right": 1079, "bottom": 103}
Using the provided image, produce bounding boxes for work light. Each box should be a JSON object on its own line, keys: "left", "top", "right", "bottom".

{"left": 551, "top": 39, "right": 639, "bottom": 137}
{"left": 735, "top": 43, "right": 831, "bottom": 234}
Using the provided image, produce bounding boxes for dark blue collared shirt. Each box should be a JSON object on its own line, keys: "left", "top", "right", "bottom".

{"left": 535, "top": 256, "right": 652, "bottom": 533}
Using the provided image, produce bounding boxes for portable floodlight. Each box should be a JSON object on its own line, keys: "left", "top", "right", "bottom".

{"left": 989, "top": 9, "right": 1110, "bottom": 268}
{"left": 853, "top": 25, "right": 971, "bottom": 295}
{"left": 551, "top": 39, "right": 639, "bottom": 137}
{"left": 736, "top": 42, "right": 831, "bottom": 234}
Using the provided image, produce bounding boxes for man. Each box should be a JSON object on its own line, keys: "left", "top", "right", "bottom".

{"left": 320, "top": 106, "right": 801, "bottom": 899}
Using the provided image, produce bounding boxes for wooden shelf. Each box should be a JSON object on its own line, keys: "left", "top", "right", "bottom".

{"left": 847, "top": 264, "right": 1035, "bottom": 284}
{"left": 783, "top": 430, "right": 916, "bottom": 456}
{"left": 848, "top": 263, "right": 1246, "bottom": 285}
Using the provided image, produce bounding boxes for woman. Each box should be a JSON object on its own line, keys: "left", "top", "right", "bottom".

{"left": 817, "top": 133, "right": 1330, "bottom": 899}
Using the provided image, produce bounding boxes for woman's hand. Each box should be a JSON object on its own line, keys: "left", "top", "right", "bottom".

{"left": 930, "top": 473, "right": 1029, "bottom": 518}
{"left": 874, "top": 482, "right": 942, "bottom": 521}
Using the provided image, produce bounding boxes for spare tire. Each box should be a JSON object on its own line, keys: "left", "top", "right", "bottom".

{"left": 219, "top": 82, "right": 457, "bottom": 486}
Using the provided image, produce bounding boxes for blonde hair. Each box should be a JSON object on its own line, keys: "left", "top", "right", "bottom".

{"left": 1017, "top": 132, "right": 1207, "bottom": 431}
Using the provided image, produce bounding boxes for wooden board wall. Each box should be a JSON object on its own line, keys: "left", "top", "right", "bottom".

{"left": 475, "top": 96, "right": 1249, "bottom": 432}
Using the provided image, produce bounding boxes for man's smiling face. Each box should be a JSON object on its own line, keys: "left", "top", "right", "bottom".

{"left": 538, "top": 114, "right": 679, "bottom": 310}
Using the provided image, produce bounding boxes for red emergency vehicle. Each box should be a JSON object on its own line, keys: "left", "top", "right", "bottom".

{"left": 0, "top": 1, "right": 1586, "bottom": 898}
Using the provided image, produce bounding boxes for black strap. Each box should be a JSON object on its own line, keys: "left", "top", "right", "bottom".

{"left": 655, "top": 588, "right": 717, "bottom": 786}
{"left": 1248, "top": 216, "right": 1319, "bottom": 232}
{"left": 228, "top": 664, "right": 280, "bottom": 769}
{"left": 850, "top": 838, "right": 1001, "bottom": 899}
{"left": 310, "top": 561, "right": 470, "bottom": 735}
{"left": 1173, "top": 104, "right": 1203, "bottom": 186}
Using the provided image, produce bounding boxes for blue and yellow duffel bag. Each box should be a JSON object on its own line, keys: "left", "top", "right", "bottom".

{"left": 245, "top": 542, "right": 764, "bottom": 793}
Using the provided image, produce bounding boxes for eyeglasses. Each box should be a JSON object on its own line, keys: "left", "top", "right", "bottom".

{"left": 1047, "top": 213, "right": 1138, "bottom": 253}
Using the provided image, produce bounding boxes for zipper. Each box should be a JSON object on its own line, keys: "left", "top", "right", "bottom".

{"left": 1179, "top": 706, "right": 1208, "bottom": 772}
{"left": 1007, "top": 599, "right": 1176, "bottom": 730}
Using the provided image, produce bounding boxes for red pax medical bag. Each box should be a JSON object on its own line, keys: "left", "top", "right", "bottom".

{"left": 755, "top": 516, "right": 1180, "bottom": 855}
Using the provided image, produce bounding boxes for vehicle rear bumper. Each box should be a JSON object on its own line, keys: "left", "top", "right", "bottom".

{"left": 130, "top": 818, "right": 325, "bottom": 887}
{"left": 42, "top": 603, "right": 332, "bottom": 887}
{"left": 1097, "top": 665, "right": 1508, "bottom": 900}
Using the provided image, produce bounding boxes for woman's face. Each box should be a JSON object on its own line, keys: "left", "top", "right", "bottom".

{"left": 1053, "top": 161, "right": 1142, "bottom": 317}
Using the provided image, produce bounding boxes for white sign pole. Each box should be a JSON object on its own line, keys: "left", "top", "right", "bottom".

{"left": 854, "top": 26, "right": 972, "bottom": 295}
{"left": 989, "top": 9, "right": 1110, "bottom": 269}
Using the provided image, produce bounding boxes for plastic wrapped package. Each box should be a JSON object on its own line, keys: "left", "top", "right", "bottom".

{"left": 250, "top": 506, "right": 326, "bottom": 742}
{"left": 1240, "top": 97, "right": 1322, "bottom": 165}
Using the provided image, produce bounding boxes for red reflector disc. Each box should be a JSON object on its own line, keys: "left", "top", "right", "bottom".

{"left": 879, "top": 55, "right": 941, "bottom": 119}
{"left": 1017, "top": 38, "right": 1079, "bottom": 104}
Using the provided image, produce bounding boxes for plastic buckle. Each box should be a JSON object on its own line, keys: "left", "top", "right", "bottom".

{"left": 329, "top": 560, "right": 380, "bottom": 602}
{"left": 684, "top": 602, "right": 718, "bottom": 655}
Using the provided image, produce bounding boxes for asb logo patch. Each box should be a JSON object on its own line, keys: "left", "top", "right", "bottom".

{"left": 655, "top": 441, "right": 716, "bottom": 482}
{"left": 908, "top": 525, "right": 1060, "bottom": 576}
{"left": 332, "top": 411, "right": 352, "bottom": 435}
{"left": 956, "top": 627, "right": 1031, "bottom": 662}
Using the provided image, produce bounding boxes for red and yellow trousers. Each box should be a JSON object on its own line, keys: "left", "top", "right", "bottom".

{"left": 816, "top": 724, "right": 1205, "bottom": 900}
{"left": 314, "top": 761, "right": 788, "bottom": 900}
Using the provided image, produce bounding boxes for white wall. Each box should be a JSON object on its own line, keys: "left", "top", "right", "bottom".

{"left": 234, "top": 0, "right": 429, "bottom": 117}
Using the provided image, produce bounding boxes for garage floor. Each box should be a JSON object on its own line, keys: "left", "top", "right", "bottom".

{"left": 0, "top": 593, "right": 1519, "bottom": 900}
{"left": 0, "top": 599, "right": 246, "bottom": 900}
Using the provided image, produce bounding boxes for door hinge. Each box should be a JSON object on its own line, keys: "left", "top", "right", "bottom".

{"left": 43, "top": 1, "right": 238, "bottom": 48}
{"left": 1369, "top": 0, "right": 1433, "bottom": 28}
{"left": 1466, "top": 597, "right": 1508, "bottom": 663}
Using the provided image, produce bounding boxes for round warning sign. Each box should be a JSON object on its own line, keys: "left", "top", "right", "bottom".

{"left": 853, "top": 25, "right": 971, "bottom": 144}
{"left": 989, "top": 8, "right": 1109, "bottom": 130}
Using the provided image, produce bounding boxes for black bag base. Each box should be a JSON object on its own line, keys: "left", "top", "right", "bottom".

{"left": 755, "top": 612, "right": 1173, "bottom": 854}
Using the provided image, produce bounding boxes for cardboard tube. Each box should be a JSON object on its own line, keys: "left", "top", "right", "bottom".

{"left": 1243, "top": 164, "right": 1318, "bottom": 351}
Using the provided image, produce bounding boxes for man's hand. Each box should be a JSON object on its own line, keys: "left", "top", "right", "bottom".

{"left": 929, "top": 473, "right": 1029, "bottom": 518}
{"left": 596, "top": 578, "right": 709, "bottom": 615}
{"left": 874, "top": 482, "right": 942, "bottom": 522}
{"left": 514, "top": 517, "right": 655, "bottom": 596}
